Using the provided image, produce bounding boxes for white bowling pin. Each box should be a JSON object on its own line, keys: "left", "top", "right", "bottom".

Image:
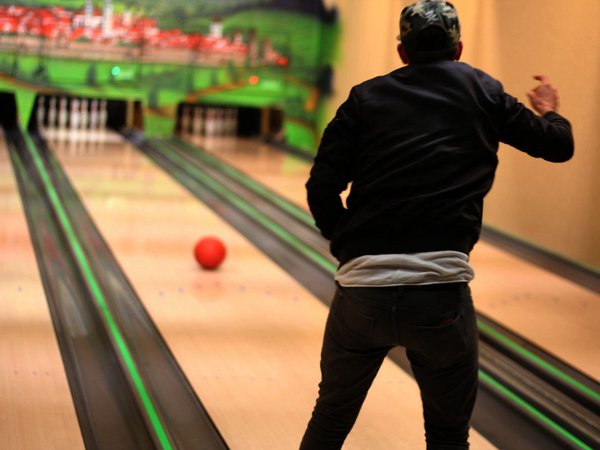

{"left": 58, "top": 97, "right": 68, "bottom": 130}
{"left": 36, "top": 96, "right": 45, "bottom": 131}
{"left": 80, "top": 98, "right": 89, "bottom": 131}
{"left": 89, "top": 99, "right": 99, "bottom": 130}
{"left": 215, "top": 108, "right": 224, "bottom": 136}
{"left": 48, "top": 96, "right": 57, "bottom": 130}
{"left": 99, "top": 100, "right": 108, "bottom": 130}
{"left": 192, "top": 106, "right": 203, "bottom": 135}
{"left": 70, "top": 98, "right": 80, "bottom": 130}
{"left": 205, "top": 108, "right": 216, "bottom": 136}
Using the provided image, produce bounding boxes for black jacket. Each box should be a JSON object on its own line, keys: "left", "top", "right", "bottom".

{"left": 306, "top": 61, "right": 574, "bottom": 265}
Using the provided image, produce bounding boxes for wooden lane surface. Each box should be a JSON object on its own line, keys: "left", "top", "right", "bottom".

{"left": 50, "top": 134, "right": 496, "bottom": 449}
{"left": 190, "top": 135, "right": 600, "bottom": 381}
{"left": 0, "top": 131, "right": 85, "bottom": 449}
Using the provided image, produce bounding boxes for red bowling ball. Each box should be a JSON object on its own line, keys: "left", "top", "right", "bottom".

{"left": 194, "top": 237, "right": 227, "bottom": 270}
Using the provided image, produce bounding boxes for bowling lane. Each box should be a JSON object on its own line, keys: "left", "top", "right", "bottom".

{"left": 189, "top": 135, "right": 600, "bottom": 381}
{"left": 50, "top": 132, "right": 496, "bottom": 449}
{"left": 0, "top": 131, "right": 85, "bottom": 449}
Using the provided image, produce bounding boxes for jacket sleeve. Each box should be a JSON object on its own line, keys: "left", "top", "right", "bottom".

{"left": 306, "top": 88, "right": 360, "bottom": 240}
{"left": 498, "top": 93, "right": 574, "bottom": 162}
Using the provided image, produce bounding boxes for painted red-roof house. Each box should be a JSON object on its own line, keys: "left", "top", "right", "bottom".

{"left": 69, "top": 27, "right": 85, "bottom": 40}
{"left": 6, "top": 6, "right": 27, "bottom": 17}
{"left": 0, "top": 13, "right": 18, "bottom": 34}
{"left": 72, "top": 6, "right": 103, "bottom": 37}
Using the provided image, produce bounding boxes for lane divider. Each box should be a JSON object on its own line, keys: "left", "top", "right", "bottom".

{"left": 480, "top": 371, "right": 593, "bottom": 450}
{"left": 479, "top": 321, "right": 600, "bottom": 403}
{"left": 22, "top": 132, "right": 174, "bottom": 450}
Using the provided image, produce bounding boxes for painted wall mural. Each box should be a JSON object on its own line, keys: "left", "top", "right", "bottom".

{"left": 0, "top": 0, "right": 339, "bottom": 149}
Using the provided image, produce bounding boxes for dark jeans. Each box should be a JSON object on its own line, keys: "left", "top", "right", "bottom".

{"left": 300, "top": 283, "right": 479, "bottom": 450}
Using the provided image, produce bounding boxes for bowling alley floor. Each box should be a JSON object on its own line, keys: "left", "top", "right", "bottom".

{"left": 2, "top": 129, "right": 599, "bottom": 449}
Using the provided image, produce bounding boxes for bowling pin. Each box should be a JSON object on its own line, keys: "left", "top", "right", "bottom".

{"left": 205, "top": 108, "right": 215, "bottom": 136}
{"left": 189, "top": 106, "right": 197, "bottom": 134}
{"left": 213, "top": 108, "right": 221, "bottom": 136}
{"left": 36, "top": 96, "right": 45, "bottom": 131}
{"left": 87, "top": 99, "right": 98, "bottom": 142}
{"left": 89, "top": 99, "right": 99, "bottom": 129}
{"left": 58, "top": 97, "right": 68, "bottom": 140}
{"left": 71, "top": 99, "right": 81, "bottom": 142}
{"left": 99, "top": 100, "right": 108, "bottom": 130}
{"left": 215, "top": 108, "right": 224, "bottom": 136}
{"left": 70, "top": 98, "right": 80, "bottom": 131}
{"left": 80, "top": 98, "right": 89, "bottom": 132}
{"left": 192, "top": 106, "right": 203, "bottom": 136}
{"left": 48, "top": 96, "right": 57, "bottom": 130}
{"left": 222, "top": 108, "right": 229, "bottom": 136}
{"left": 211, "top": 108, "right": 218, "bottom": 136}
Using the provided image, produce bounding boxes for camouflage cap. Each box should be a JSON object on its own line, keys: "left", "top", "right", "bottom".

{"left": 398, "top": 1, "right": 461, "bottom": 51}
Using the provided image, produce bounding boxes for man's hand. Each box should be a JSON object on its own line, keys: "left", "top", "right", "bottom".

{"left": 527, "top": 75, "right": 559, "bottom": 115}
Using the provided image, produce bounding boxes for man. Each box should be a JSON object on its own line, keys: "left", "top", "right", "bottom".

{"left": 301, "top": 1, "right": 574, "bottom": 449}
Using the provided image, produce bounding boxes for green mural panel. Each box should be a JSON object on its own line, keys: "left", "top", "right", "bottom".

{"left": 284, "top": 119, "right": 316, "bottom": 152}
{"left": 144, "top": 113, "right": 175, "bottom": 137}
{"left": 0, "top": 1, "right": 339, "bottom": 149}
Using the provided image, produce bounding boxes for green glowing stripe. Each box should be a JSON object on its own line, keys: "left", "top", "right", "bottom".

{"left": 478, "top": 322, "right": 600, "bottom": 401}
{"left": 172, "top": 137, "right": 314, "bottom": 227}
{"left": 479, "top": 370, "right": 593, "bottom": 450}
{"left": 23, "top": 133, "right": 173, "bottom": 450}
{"left": 153, "top": 141, "right": 336, "bottom": 274}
